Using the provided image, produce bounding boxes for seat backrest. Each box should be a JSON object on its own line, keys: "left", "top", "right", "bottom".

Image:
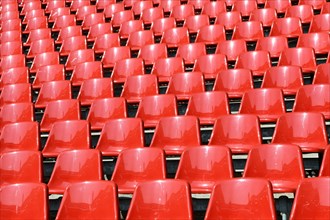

{"left": 313, "top": 63, "right": 330, "bottom": 84}
{"left": 151, "top": 57, "right": 185, "bottom": 82}
{"left": 0, "top": 151, "right": 43, "bottom": 185}
{"left": 175, "top": 146, "right": 234, "bottom": 193}
{"left": 126, "top": 179, "right": 193, "bottom": 219}
{"left": 56, "top": 181, "right": 119, "bottom": 220}
{"left": 278, "top": 47, "right": 317, "bottom": 72}
{"left": 0, "top": 83, "right": 32, "bottom": 107}
{"left": 193, "top": 54, "right": 227, "bottom": 79}
{"left": 48, "top": 149, "right": 103, "bottom": 194}
{"left": 0, "top": 183, "right": 49, "bottom": 219}
{"left": 205, "top": 178, "right": 276, "bottom": 220}
{"left": 111, "top": 148, "right": 167, "bottom": 193}
{"left": 289, "top": 177, "right": 330, "bottom": 219}
{"left": 0, "top": 102, "right": 34, "bottom": 131}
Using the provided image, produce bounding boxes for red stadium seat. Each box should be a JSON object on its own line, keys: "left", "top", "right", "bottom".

{"left": 286, "top": 5, "right": 314, "bottom": 24}
{"left": 96, "top": 118, "right": 145, "bottom": 156}
{"left": 119, "top": 20, "right": 143, "bottom": 39}
{"left": 161, "top": 27, "right": 190, "bottom": 48}
{"left": 151, "top": 17, "right": 176, "bottom": 37}
{"left": 297, "top": 32, "right": 330, "bottom": 54}
{"left": 126, "top": 180, "right": 193, "bottom": 219}
{"left": 102, "top": 46, "right": 131, "bottom": 68}
{"left": 56, "top": 26, "right": 82, "bottom": 44}
{"left": 111, "top": 10, "right": 134, "bottom": 28}
{"left": 249, "top": 8, "right": 277, "bottom": 27}
{"left": 232, "top": 0, "right": 257, "bottom": 17}
{"left": 1, "top": 41, "right": 22, "bottom": 57}
{"left": 1, "top": 54, "right": 26, "bottom": 72}
{"left": 65, "top": 49, "right": 95, "bottom": 71}
{"left": 265, "top": 0, "right": 291, "bottom": 14}
{"left": 201, "top": 1, "right": 227, "bottom": 19}
{"left": 96, "top": 0, "right": 116, "bottom": 10}
{"left": 0, "top": 151, "right": 43, "bottom": 186}
{"left": 293, "top": 84, "right": 330, "bottom": 119}
{"left": 111, "top": 148, "right": 167, "bottom": 193}
{"left": 87, "top": 23, "right": 112, "bottom": 41}
{"left": 261, "top": 66, "right": 303, "bottom": 95}
{"left": 299, "top": 0, "right": 326, "bottom": 10}
{"left": 138, "top": 43, "right": 167, "bottom": 65}
{"left": 215, "top": 11, "right": 242, "bottom": 30}
{"left": 82, "top": 13, "right": 105, "bottom": 30}
{"left": 26, "top": 38, "right": 55, "bottom": 59}
{"left": 150, "top": 116, "right": 201, "bottom": 155}
{"left": 184, "top": 15, "right": 210, "bottom": 34}
{"left": 255, "top": 36, "right": 288, "bottom": 58}
{"left": 176, "top": 43, "right": 206, "bottom": 65}
{"left": 166, "top": 72, "right": 205, "bottom": 100}
{"left": 76, "top": 5, "right": 96, "bottom": 21}
{"left": 49, "top": 7, "right": 71, "bottom": 23}
{"left": 193, "top": 54, "right": 227, "bottom": 79}
{"left": 60, "top": 36, "right": 87, "bottom": 56}
{"left": 205, "top": 178, "right": 276, "bottom": 220}
{"left": 93, "top": 33, "right": 120, "bottom": 54}
{"left": 195, "top": 24, "right": 226, "bottom": 45}
{"left": 71, "top": 61, "right": 103, "bottom": 86}
{"left": 77, "top": 78, "right": 113, "bottom": 106}
{"left": 52, "top": 14, "right": 76, "bottom": 32}
{"left": 239, "top": 88, "right": 286, "bottom": 122}
{"left": 24, "top": 28, "right": 51, "bottom": 46}
{"left": 0, "top": 103, "right": 34, "bottom": 131}
{"left": 30, "top": 51, "right": 60, "bottom": 73}
{"left": 216, "top": 39, "right": 247, "bottom": 62}
{"left": 42, "top": 120, "right": 90, "bottom": 157}
{"left": 0, "top": 183, "right": 49, "bottom": 219}
{"left": 40, "top": 99, "right": 80, "bottom": 132}
{"left": 270, "top": 17, "right": 303, "bottom": 38}
{"left": 313, "top": 63, "right": 330, "bottom": 84}
{"left": 243, "top": 144, "right": 305, "bottom": 193}
{"left": 132, "top": 0, "right": 153, "bottom": 16}
{"left": 141, "top": 7, "right": 164, "bottom": 25}
{"left": 151, "top": 57, "right": 185, "bottom": 82}
{"left": 103, "top": 3, "right": 125, "bottom": 19}
{"left": 22, "top": 9, "right": 45, "bottom": 24}
{"left": 112, "top": 58, "right": 144, "bottom": 84}
{"left": 175, "top": 146, "right": 233, "bottom": 193}
{"left": 235, "top": 51, "right": 271, "bottom": 76}
{"left": 0, "top": 67, "right": 29, "bottom": 89}
{"left": 33, "top": 65, "right": 65, "bottom": 89}
{"left": 121, "top": 74, "right": 159, "bottom": 103}
{"left": 278, "top": 47, "right": 317, "bottom": 72}
{"left": 0, "top": 31, "right": 22, "bottom": 44}
{"left": 213, "top": 69, "right": 254, "bottom": 98}
{"left": 290, "top": 177, "right": 330, "bottom": 219}
{"left": 23, "top": 16, "right": 48, "bottom": 33}
{"left": 35, "top": 80, "right": 72, "bottom": 109}
{"left": 272, "top": 112, "right": 329, "bottom": 152}
{"left": 170, "top": 4, "right": 194, "bottom": 22}
{"left": 209, "top": 114, "right": 262, "bottom": 153}
{"left": 1, "top": 19, "right": 21, "bottom": 32}
{"left": 232, "top": 21, "right": 264, "bottom": 42}
{"left": 70, "top": 0, "right": 90, "bottom": 12}
{"left": 56, "top": 181, "right": 119, "bottom": 219}
{"left": 48, "top": 149, "right": 103, "bottom": 194}
{"left": 188, "top": 0, "right": 210, "bottom": 11}
{"left": 87, "top": 98, "right": 127, "bottom": 131}
{"left": 0, "top": 122, "right": 39, "bottom": 154}
{"left": 45, "top": 0, "right": 66, "bottom": 13}
{"left": 159, "top": 0, "right": 181, "bottom": 14}
{"left": 0, "top": 83, "right": 32, "bottom": 107}
{"left": 126, "top": 30, "right": 155, "bottom": 51}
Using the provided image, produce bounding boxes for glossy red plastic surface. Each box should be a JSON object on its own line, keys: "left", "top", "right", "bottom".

{"left": 96, "top": 118, "right": 145, "bottom": 156}
{"left": 215, "top": 11, "right": 242, "bottom": 30}
{"left": 272, "top": 112, "right": 329, "bottom": 152}
{"left": 193, "top": 54, "right": 227, "bottom": 79}
{"left": 201, "top": 1, "right": 227, "bottom": 18}
{"left": 299, "top": 0, "right": 326, "bottom": 10}
{"left": 265, "top": 0, "right": 291, "bottom": 13}
{"left": 286, "top": 5, "right": 313, "bottom": 24}
{"left": 185, "top": 91, "right": 229, "bottom": 125}
{"left": 30, "top": 51, "right": 60, "bottom": 73}
{"left": 111, "top": 10, "right": 134, "bottom": 27}
{"left": 49, "top": 7, "right": 71, "bottom": 23}
{"left": 121, "top": 74, "right": 158, "bottom": 103}
{"left": 243, "top": 144, "right": 305, "bottom": 193}
{"left": 126, "top": 179, "right": 193, "bottom": 219}
{"left": 1, "top": 54, "right": 26, "bottom": 72}
{"left": 170, "top": 4, "right": 194, "bottom": 21}
{"left": 40, "top": 99, "right": 80, "bottom": 132}
{"left": 111, "top": 148, "right": 167, "bottom": 193}
{"left": 290, "top": 177, "right": 330, "bottom": 219}
{"left": 42, "top": 120, "right": 91, "bottom": 157}
{"left": 150, "top": 116, "right": 201, "bottom": 155}
{"left": 270, "top": 17, "right": 303, "bottom": 38}
{"left": 151, "top": 17, "right": 177, "bottom": 36}
{"left": 33, "top": 65, "right": 65, "bottom": 89}
{"left": 0, "top": 183, "right": 49, "bottom": 220}
{"left": 195, "top": 24, "right": 226, "bottom": 45}
{"left": 249, "top": 8, "right": 277, "bottom": 27}
{"left": 205, "top": 178, "right": 276, "bottom": 220}
{"left": 239, "top": 88, "right": 286, "bottom": 122}
{"left": 0, "top": 67, "right": 29, "bottom": 89}
{"left": 87, "top": 98, "right": 127, "bottom": 130}
{"left": 175, "top": 146, "right": 234, "bottom": 193}
{"left": 76, "top": 5, "right": 96, "bottom": 21}
{"left": 232, "top": 21, "right": 264, "bottom": 42}
{"left": 112, "top": 58, "right": 144, "bottom": 83}
{"left": 48, "top": 149, "right": 103, "bottom": 194}
{"left": 235, "top": 51, "right": 271, "bottom": 76}
{"left": 0, "top": 31, "right": 22, "bottom": 44}
{"left": 82, "top": 13, "right": 105, "bottom": 30}
{"left": 71, "top": 61, "right": 103, "bottom": 86}
{"left": 209, "top": 114, "right": 262, "bottom": 153}
{"left": 87, "top": 23, "right": 112, "bottom": 41}
{"left": 293, "top": 84, "right": 330, "bottom": 119}
{"left": 102, "top": 46, "right": 131, "bottom": 68}
{"left": 35, "top": 80, "right": 71, "bottom": 108}
{"left": 93, "top": 33, "right": 120, "bottom": 54}
{"left": 77, "top": 78, "right": 113, "bottom": 106}
{"left": 161, "top": 27, "right": 190, "bottom": 48}
{"left": 24, "top": 28, "right": 51, "bottom": 47}
{"left": 297, "top": 32, "right": 330, "bottom": 54}
{"left": 56, "top": 26, "right": 82, "bottom": 44}
{"left": 119, "top": 20, "right": 143, "bottom": 39}
{"left": 23, "top": 16, "right": 48, "bottom": 33}
{"left": 184, "top": 15, "right": 210, "bottom": 33}
{"left": 256, "top": 36, "right": 288, "bottom": 58}
{"left": 103, "top": 3, "right": 125, "bottom": 19}
{"left": 141, "top": 7, "right": 164, "bottom": 24}
{"left": 138, "top": 43, "right": 168, "bottom": 65}
{"left": 60, "top": 36, "right": 87, "bottom": 56}
{"left": 70, "top": 0, "right": 90, "bottom": 12}
{"left": 261, "top": 66, "right": 303, "bottom": 95}
{"left": 132, "top": 0, "right": 153, "bottom": 16}
{"left": 136, "top": 94, "right": 177, "bottom": 128}
{"left": 213, "top": 69, "right": 253, "bottom": 98}
{"left": 309, "top": 14, "right": 330, "bottom": 33}
{"left": 65, "top": 49, "right": 95, "bottom": 71}
{"left": 313, "top": 63, "right": 330, "bottom": 84}
{"left": 216, "top": 39, "right": 247, "bottom": 61}
{"left": 0, "top": 151, "right": 43, "bottom": 185}
{"left": 52, "top": 14, "right": 76, "bottom": 31}
{"left": 1, "top": 41, "right": 22, "bottom": 57}
{"left": 0, "top": 83, "right": 31, "bottom": 107}
{"left": 151, "top": 57, "right": 185, "bottom": 82}
{"left": 176, "top": 43, "right": 206, "bottom": 65}
{"left": 56, "top": 181, "right": 119, "bottom": 220}
{"left": 0, "top": 103, "right": 34, "bottom": 131}
{"left": 278, "top": 47, "right": 317, "bottom": 72}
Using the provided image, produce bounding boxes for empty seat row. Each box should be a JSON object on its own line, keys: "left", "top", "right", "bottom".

{"left": 2, "top": 177, "right": 329, "bottom": 219}
{"left": 1, "top": 111, "right": 329, "bottom": 155}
